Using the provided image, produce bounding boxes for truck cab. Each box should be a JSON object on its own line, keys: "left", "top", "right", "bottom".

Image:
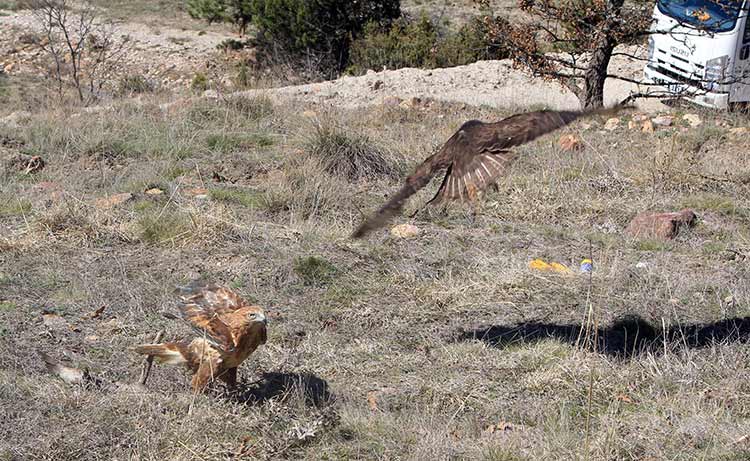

{"left": 643, "top": 0, "right": 750, "bottom": 109}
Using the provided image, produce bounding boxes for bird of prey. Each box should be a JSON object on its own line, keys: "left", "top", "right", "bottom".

{"left": 352, "top": 104, "right": 630, "bottom": 238}
{"left": 134, "top": 281, "right": 268, "bottom": 393}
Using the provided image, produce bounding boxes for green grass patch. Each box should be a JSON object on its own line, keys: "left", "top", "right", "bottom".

{"left": 635, "top": 239, "right": 671, "bottom": 252}
{"left": 0, "top": 199, "right": 32, "bottom": 218}
{"left": 137, "top": 211, "right": 193, "bottom": 244}
{"left": 293, "top": 255, "right": 337, "bottom": 286}
{"left": 205, "top": 133, "right": 274, "bottom": 152}
{"left": 209, "top": 187, "right": 266, "bottom": 208}
{"left": 683, "top": 194, "right": 749, "bottom": 219}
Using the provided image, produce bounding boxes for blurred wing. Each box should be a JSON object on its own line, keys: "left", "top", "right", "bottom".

{"left": 427, "top": 107, "right": 613, "bottom": 204}
{"left": 174, "top": 281, "right": 250, "bottom": 352}
{"left": 351, "top": 148, "right": 452, "bottom": 238}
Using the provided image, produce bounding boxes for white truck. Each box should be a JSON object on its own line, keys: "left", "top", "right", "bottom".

{"left": 643, "top": 0, "right": 750, "bottom": 109}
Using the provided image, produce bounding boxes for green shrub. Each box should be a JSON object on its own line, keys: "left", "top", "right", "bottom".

{"left": 348, "top": 14, "right": 512, "bottom": 74}
{"left": 118, "top": 74, "right": 154, "bottom": 95}
{"left": 191, "top": 72, "right": 209, "bottom": 92}
{"left": 248, "top": 0, "right": 401, "bottom": 71}
{"left": 293, "top": 256, "right": 337, "bottom": 286}
{"left": 187, "top": 0, "right": 228, "bottom": 23}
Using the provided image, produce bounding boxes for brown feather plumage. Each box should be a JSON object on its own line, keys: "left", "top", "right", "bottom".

{"left": 352, "top": 103, "right": 631, "bottom": 238}
{"left": 133, "top": 281, "right": 268, "bottom": 393}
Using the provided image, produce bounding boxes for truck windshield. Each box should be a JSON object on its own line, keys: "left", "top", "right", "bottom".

{"left": 656, "top": 0, "right": 744, "bottom": 32}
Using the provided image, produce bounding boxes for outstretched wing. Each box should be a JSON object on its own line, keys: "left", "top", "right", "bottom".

{"left": 351, "top": 147, "right": 451, "bottom": 238}
{"left": 352, "top": 104, "right": 631, "bottom": 238}
{"left": 426, "top": 106, "right": 628, "bottom": 205}
{"left": 174, "top": 281, "right": 250, "bottom": 352}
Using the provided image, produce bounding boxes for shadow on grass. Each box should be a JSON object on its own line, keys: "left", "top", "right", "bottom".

{"left": 231, "top": 372, "right": 332, "bottom": 407}
{"left": 454, "top": 315, "right": 750, "bottom": 359}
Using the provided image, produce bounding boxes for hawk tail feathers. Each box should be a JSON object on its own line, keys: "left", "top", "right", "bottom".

{"left": 134, "top": 343, "right": 187, "bottom": 365}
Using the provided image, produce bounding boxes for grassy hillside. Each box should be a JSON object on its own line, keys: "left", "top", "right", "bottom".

{"left": 1, "top": 90, "right": 750, "bottom": 459}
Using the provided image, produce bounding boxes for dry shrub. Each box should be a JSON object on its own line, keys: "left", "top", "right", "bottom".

{"left": 306, "top": 121, "right": 405, "bottom": 182}
{"left": 263, "top": 157, "right": 352, "bottom": 221}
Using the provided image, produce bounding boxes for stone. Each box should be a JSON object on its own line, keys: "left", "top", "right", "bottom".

{"left": 625, "top": 209, "right": 697, "bottom": 240}
{"left": 390, "top": 223, "right": 420, "bottom": 238}
{"left": 184, "top": 187, "right": 208, "bottom": 197}
{"left": 729, "top": 127, "right": 749, "bottom": 136}
{"left": 632, "top": 113, "right": 650, "bottom": 122}
{"left": 145, "top": 187, "right": 164, "bottom": 196}
{"left": 641, "top": 120, "right": 654, "bottom": 133}
{"left": 604, "top": 117, "right": 620, "bottom": 131}
{"left": 94, "top": 192, "right": 133, "bottom": 209}
{"left": 558, "top": 134, "right": 583, "bottom": 152}
{"left": 382, "top": 96, "right": 402, "bottom": 107}
{"left": 651, "top": 115, "right": 674, "bottom": 127}
{"left": 683, "top": 113, "right": 702, "bottom": 127}
{"left": 42, "top": 312, "right": 69, "bottom": 330}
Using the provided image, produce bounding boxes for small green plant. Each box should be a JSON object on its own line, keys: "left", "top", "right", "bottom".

{"left": 118, "top": 74, "right": 154, "bottom": 95}
{"left": 209, "top": 187, "right": 265, "bottom": 208}
{"left": 138, "top": 212, "right": 193, "bottom": 244}
{"left": 217, "top": 38, "right": 246, "bottom": 51}
{"left": 348, "top": 14, "right": 511, "bottom": 74}
{"left": 191, "top": 72, "right": 209, "bottom": 92}
{"left": 293, "top": 256, "right": 337, "bottom": 286}
{"left": 0, "top": 199, "right": 31, "bottom": 218}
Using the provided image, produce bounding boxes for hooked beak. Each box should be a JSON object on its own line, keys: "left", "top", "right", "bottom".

{"left": 253, "top": 312, "right": 267, "bottom": 325}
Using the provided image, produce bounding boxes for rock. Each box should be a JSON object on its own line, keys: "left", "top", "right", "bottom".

{"left": 302, "top": 110, "right": 317, "bottom": 118}
{"left": 651, "top": 115, "right": 674, "bottom": 127}
{"left": 729, "top": 127, "right": 749, "bottom": 136}
{"left": 558, "top": 134, "right": 583, "bottom": 152}
{"left": 382, "top": 96, "right": 402, "bottom": 107}
{"left": 202, "top": 89, "right": 218, "bottom": 99}
{"left": 641, "top": 120, "right": 654, "bottom": 133}
{"left": 628, "top": 120, "right": 639, "bottom": 130}
{"left": 632, "top": 113, "right": 650, "bottom": 122}
{"left": 604, "top": 117, "right": 620, "bottom": 131}
{"left": 42, "top": 312, "right": 69, "bottom": 330}
{"left": 94, "top": 192, "right": 133, "bottom": 209}
{"left": 390, "top": 223, "right": 420, "bottom": 239}
{"left": 683, "top": 113, "right": 702, "bottom": 127}
{"left": 184, "top": 187, "right": 208, "bottom": 197}
{"left": 625, "top": 209, "right": 697, "bottom": 240}
{"left": 367, "top": 387, "right": 400, "bottom": 412}
{"left": 145, "top": 187, "right": 164, "bottom": 196}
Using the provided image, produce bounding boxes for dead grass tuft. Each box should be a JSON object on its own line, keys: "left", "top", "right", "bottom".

{"left": 306, "top": 120, "right": 406, "bottom": 182}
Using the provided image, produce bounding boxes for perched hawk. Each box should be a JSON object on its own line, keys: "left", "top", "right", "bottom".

{"left": 352, "top": 104, "right": 630, "bottom": 238}
{"left": 134, "top": 282, "right": 268, "bottom": 393}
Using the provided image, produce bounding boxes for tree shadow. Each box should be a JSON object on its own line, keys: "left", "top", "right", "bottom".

{"left": 229, "top": 372, "right": 332, "bottom": 407}
{"left": 454, "top": 315, "right": 750, "bottom": 359}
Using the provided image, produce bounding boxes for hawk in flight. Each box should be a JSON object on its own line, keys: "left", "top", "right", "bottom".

{"left": 352, "top": 104, "right": 630, "bottom": 238}
{"left": 134, "top": 281, "right": 268, "bottom": 393}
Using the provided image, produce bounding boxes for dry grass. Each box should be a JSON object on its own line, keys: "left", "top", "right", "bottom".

{"left": 1, "top": 91, "right": 750, "bottom": 460}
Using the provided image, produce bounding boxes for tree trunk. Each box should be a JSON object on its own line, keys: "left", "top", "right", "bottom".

{"left": 580, "top": 37, "right": 616, "bottom": 109}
